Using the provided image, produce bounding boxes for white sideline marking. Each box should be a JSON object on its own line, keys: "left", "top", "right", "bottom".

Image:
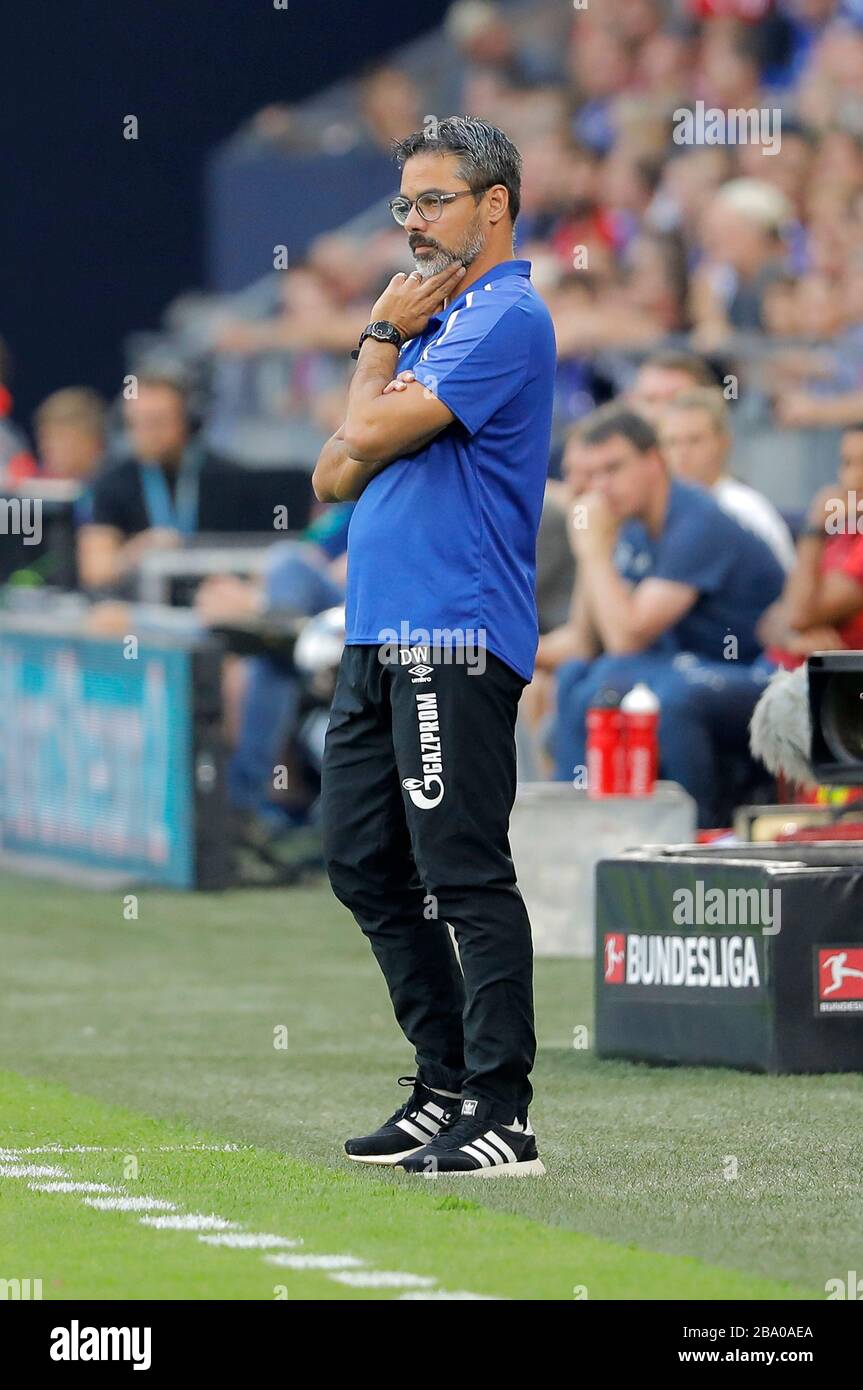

{"left": 398, "top": 1290, "right": 502, "bottom": 1300}
{"left": 266, "top": 1253, "right": 366, "bottom": 1270}
{"left": 330, "top": 1271, "right": 436, "bottom": 1289}
{"left": 84, "top": 1196, "right": 177, "bottom": 1212}
{"left": 0, "top": 1144, "right": 251, "bottom": 1154}
{"left": 140, "top": 1215, "right": 241, "bottom": 1232}
{"left": 198, "top": 1233, "right": 302, "bottom": 1249}
{"left": 28, "top": 1182, "right": 123, "bottom": 1195}
{"left": 0, "top": 1164, "right": 70, "bottom": 1178}
{"left": 9, "top": 1141, "right": 492, "bottom": 1299}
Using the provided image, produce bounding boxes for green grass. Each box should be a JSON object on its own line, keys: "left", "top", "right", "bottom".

{"left": 0, "top": 872, "right": 859, "bottom": 1298}
{"left": 0, "top": 1071, "right": 808, "bottom": 1300}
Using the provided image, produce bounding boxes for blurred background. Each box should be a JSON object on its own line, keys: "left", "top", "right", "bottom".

{"left": 2, "top": 0, "right": 863, "bottom": 903}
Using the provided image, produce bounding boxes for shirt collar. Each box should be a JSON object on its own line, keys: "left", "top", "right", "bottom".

{"left": 425, "top": 258, "right": 532, "bottom": 328}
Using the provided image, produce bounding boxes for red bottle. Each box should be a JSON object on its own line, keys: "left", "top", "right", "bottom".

{"left": 586, "top": 688, "right": 625, "bottom": 797}
{"left": 621, "top": 683, "right": 660, "bottom": 796}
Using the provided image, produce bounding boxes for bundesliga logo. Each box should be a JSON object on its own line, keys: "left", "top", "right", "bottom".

{"left": 815, "top": 946, "right": 863, "bottom": 1015}
{"left": 604, "top": 932, "right": 760, "bottom": 989}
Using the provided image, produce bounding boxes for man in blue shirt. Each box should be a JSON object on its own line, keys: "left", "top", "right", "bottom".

{"left": 313, "top": 117, "right": 555, "bottom": 1177}
{"left": 552, "top": 404, "right": 785, "bottom": 827}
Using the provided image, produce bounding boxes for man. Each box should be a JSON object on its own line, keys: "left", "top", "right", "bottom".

{"left": 553, "top": 404, "right": 785, "bottom": 828}
{"left": 627, "top": 349, "right": 717, "bottom": 426}
{"left": 312, "top": 116, "right": 555, "bottom": 1176}
{"left": 659, "top": 387, "right": 796, "bottom": 570}
{"left": 692, "top": 179, "right": 793, "bottom": 337}
{"left": 78, "top": 373, "right": 206, "bottom": 591}
{"left": 79, "top": 371, "right": 261, "bottom": 593}
{"left": 33, "top": 387, "right": 106, "bottom": 486}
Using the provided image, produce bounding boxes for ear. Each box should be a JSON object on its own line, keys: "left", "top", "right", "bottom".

{"left": 485, "top": 184, "right": 510, "bottom": 226}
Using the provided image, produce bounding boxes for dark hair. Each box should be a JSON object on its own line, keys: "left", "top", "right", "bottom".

{"left": 579, "top": 403, "right": 659, "bottom": 454}
{"left": 134, "top": 367, "right": 194, "bottom": 404}
{"left": 640, "top": 349, "right": 718, "bottom": 387}
{"left": 393, "top": 116, "right": 522, "bottom": 223}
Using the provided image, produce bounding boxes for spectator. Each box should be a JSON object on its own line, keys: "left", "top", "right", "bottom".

{"left": 773, "top": 252, "right": 863, "bottom": 426}
{"left": 79, "top": 373, "right": 238, "bottom": 592}
{"left": 758, "top": 422, "right": 863, "bottom": 662}
{"left": 658, "top": 387, "right": 796, "bottom": 567}
{"left": 691, "top": 179, "right": 794, "bottom": 341}
{"left": 33, "top": 388, "right": 106, "bottom": 485}
{"left": 552, "top": 404, "right": 785, "bottom": 826}
{"left": 627, "top": 348, "right": 718, "bottom": 424}
{"left": 356, "top": 65, "right": 423, "bottom": 155}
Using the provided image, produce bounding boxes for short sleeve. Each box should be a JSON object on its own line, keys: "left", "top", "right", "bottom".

{"left": 653, "top": 507, "right": 730, "bottom": 594}
{"left": 90, "top": 461, "right": 138, "bottom": 534}
{"left": 823, "top": 535, "right": 863, "bottom": 588}
{"left": 412, "top": 297, "right": 530, "bottom": 437}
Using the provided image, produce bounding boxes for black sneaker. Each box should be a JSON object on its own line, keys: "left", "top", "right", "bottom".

{"left": 395, "top": 1097, "right": 546, "bottom": 1177}
{"left": 344, "top": 1076, "right": 457, "bottom": 1165}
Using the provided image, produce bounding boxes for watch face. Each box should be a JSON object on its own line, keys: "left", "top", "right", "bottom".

{"left": 371, "top": 321, "right": 394, "bottom": 337}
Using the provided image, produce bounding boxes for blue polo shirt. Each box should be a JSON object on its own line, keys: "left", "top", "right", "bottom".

{"left": 344, "top": 259, "right": 556, "bottom": 682}
{"left": 614, "top": 477, "right": 785, "bottom": 664}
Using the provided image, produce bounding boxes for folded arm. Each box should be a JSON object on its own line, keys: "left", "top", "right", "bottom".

{"left": 312, "top": 427, "right": 384, "bottom": 503}
{"left": 783, "top": 536, "right": 863, "bottom": 630}
{"left": 342, "top": 339, "right": 454, "bottom": 463}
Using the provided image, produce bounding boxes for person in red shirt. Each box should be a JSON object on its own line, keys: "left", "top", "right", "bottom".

{"left": 759, "top": 423, "right": 863, "bottom": 666}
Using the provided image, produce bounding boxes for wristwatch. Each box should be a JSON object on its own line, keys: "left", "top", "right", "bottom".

{"left": 351, "top": 320, "right": 404, "bottom": 360}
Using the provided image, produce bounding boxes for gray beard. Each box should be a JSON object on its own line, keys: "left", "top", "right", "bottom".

{"left": 411, "top": 226, "right": 485, "bottom": 281}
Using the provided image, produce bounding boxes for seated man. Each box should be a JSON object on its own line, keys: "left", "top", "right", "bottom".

{"left": 77, "top": 371, "right": 273, "bottom": 594}
{"left": 758, "top": 423, "right": 863, "bottom": 667}
{"left": 658, "top": 387, "right": 796, "bottom": 570}
{"left": 552, "top": 404, "right": 786, "bottom": 828}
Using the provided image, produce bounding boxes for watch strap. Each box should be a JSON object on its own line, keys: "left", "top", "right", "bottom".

{"left": 351, "top": 321, "right": 403, "bottom": 360}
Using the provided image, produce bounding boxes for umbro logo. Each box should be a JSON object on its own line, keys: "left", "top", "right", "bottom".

{"left": 409, "top": 664, "right": 433, "bottom": 682}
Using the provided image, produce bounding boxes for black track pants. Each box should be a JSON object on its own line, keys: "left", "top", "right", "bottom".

{"left": 321, "top": 643, "right": 536, "bottom": 1124}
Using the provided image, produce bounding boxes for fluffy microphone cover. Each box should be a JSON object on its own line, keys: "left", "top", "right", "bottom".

{"left": 749, "top": 661, "right": 816, "bottom": 789}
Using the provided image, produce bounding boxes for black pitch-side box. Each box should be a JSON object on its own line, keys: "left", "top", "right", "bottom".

{"left": 595, "top": 843, "right": 863, "bottom": 1073}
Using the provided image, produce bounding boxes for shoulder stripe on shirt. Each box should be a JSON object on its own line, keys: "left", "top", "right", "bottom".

{"left": 419, "top": 290, "right": 477, "bottom": 362}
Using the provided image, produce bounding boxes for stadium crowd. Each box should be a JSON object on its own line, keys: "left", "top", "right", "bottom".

{"left": 2, "top": 0, "right": 863, "bottom": 859}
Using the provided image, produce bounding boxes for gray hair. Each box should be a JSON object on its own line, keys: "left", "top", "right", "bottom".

{"left": 393, "top": 116, "right": 522, "bottom": 223}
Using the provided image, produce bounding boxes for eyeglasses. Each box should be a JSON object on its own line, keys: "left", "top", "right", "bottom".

{"left": 388, "top": 188, "right": 486, "bottom": 226}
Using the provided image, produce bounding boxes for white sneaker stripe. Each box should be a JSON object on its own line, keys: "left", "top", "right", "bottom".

{"left": 396, "top": 1118, "right": 434, "bottom": 1144}
{"left": 484, "top": 1131, "right": 518, "bottom": 1163}
{"left": 460, "top": 1144, "right": 492, "bottom": 1167}
{"left": 411, "top": 1111, "right": 439, "bottom": 1136}
{"left": 424, "top": 1102, "right": 445, "bottom": 1120}
{"left": 473, "top": 1137, "right": 505, "bottom": 1165}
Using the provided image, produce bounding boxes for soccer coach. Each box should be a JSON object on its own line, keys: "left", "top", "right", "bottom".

{"left": 312, "top": 116, "right": 555, "bottom": 1177}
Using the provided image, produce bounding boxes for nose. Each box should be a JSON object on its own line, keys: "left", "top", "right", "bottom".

{"left": 403, "top": 203, "right": 427, "bottom": 234}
